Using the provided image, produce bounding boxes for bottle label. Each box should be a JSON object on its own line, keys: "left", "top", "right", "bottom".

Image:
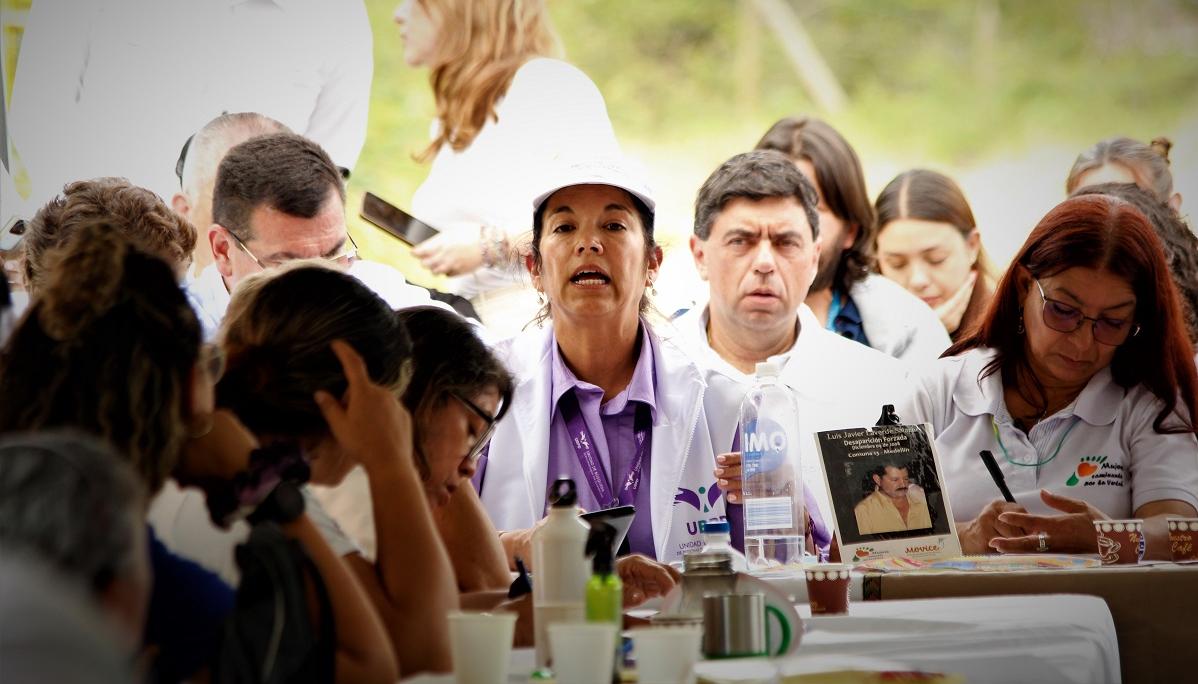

{"left": 742, "top": 417, "right": 788, "bottom": 475}
{"left": 744, "top": 496, "right": 795, "bottom": 531}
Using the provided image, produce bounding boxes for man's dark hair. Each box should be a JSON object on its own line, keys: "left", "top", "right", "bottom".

{"left": 870, "top": 462, "right": 908, "bottom": 479}
{"left": 212, "top": 132, "right": 345, "bottom": 240}
{"left": 693, "top": 150, "right": 820, "bottom": 240}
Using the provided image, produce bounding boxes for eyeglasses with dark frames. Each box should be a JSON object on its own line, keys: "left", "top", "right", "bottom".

{"left": 1034, "top": 280, "right": 1140, "bottom": 346}
{"left": 227, "top": 230, "right": 358, "bottom": 270}
{"left": 452, "top": 391, "right": 501, "bottom": 465}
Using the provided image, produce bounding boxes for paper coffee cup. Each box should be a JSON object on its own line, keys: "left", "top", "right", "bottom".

{"left": 1167, "top": 518, "right": 1198, "bottom": 562}
{"left": 632, "top": 626, "right": 703, "bottom": 684}
{"left": 449, "top": 611, "right": 516, "bottom": 684}
{"left": 804, "top": 563, "right": 852, "bottom": 615}
{"left": 548, "top": 622, "right": 616, "bottom": 684}
{"left": 1094, "top": 519, "right": 1144, "bottom": 565}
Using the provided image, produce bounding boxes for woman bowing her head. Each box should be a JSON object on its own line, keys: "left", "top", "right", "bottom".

{"left": 898, "top": 194, "right": 1198, "bottom": 559}
{"left": 476, "top": 158, "right": 720, "bottom": 567}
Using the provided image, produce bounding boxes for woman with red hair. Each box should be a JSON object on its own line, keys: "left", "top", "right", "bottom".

{"left": 899, "top": 194, "right": 1198, "bottom": 559}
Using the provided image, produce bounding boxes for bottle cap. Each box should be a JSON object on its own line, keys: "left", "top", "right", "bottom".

{"left": 548, "top": 477, "right": 578, "bottom": 508}
{"left": 699, "top": 520, "right": 730, "bottom": 535}
{"left": 755, "top": 361, "right": 781, "bottom": 378}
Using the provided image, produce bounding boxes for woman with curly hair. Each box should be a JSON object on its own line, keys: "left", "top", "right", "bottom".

{"left": 0, "top": 228, "right": 397, "bottom": 683}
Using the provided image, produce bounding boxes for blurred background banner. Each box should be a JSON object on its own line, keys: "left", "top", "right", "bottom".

{"left": 4, "top": 0, "right": 1196, "bottom": 310}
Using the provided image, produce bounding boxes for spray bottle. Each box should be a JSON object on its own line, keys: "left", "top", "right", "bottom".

{"left": 586, "top": 522, "right": 622, "bottom": 683}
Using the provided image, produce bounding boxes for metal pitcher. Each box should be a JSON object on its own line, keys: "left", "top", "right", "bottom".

{"left": 662, "top": 550, "right": 739, "bottom": 618}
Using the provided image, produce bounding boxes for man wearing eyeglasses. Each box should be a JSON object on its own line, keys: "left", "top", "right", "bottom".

{"left": 171, "top": 113, "right": 291, "bottom": 276}
{"left": 188, "top": 131, "right": 441, "bottom": 338}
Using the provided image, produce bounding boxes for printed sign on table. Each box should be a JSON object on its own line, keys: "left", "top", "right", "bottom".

{"left": 815, "top": 423, "right": 960, "bottom": 563}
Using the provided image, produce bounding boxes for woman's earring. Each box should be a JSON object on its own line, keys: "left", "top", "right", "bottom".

{"left": 649, "top": 279, "right": 657, "bottom": 297}
{"left": 537, "top": 291, "right": 546, "bottom": 305}
{"left": 1017, "top": 306, "right": 1025, "bottom": 335}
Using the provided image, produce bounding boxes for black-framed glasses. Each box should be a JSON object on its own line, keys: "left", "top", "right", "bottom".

{"left": 452, "top": 391, "right": 501, "bottom": 465}
{"left": 1034, "top": 280, "right": 1140, "bottom": 346}
{"left": 227, "top": 230, "right": 358, "bottom": 270}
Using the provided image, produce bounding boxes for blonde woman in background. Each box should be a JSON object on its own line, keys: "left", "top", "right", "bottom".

{"left": 874, "top": 169, "right": 999, "bottom": 341}
{"left": 395, "top": 0, "right": 622, "bottom": 334}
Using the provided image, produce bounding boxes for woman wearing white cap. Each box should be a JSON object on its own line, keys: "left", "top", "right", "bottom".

{"left": 475, "top": 159, "right": 723, "bottom": 566}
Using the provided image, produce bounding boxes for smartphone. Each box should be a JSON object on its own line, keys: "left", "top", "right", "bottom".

{"left": 580, "top": 504, "right": 636, "bottom": 557}
{"left": 1, "top": 218, "right": 26, "bottom": 252}
{"left": 360, "top": 192, "right": 440, "bottom": 246}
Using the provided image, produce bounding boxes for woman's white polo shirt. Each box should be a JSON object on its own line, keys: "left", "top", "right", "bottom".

{"left": 898, "top": 347, "right": 1198, "bottom": 521}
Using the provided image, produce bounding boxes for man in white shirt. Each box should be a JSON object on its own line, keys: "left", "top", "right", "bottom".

{"left": 672, "top": 150, "right": 909, "bottom": 555}
{"left": 188, "top": 131, "right": 438, "bottom": 338}
{"left": 9, "top": 0, "right": 372, "bottom": 208}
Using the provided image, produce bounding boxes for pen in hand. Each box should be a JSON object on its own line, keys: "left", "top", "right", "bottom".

{"left": 978, "top": 449, "right": 1017, "bottom": 504}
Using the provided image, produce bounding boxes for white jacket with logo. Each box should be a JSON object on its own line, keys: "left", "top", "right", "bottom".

{"left": 479, "top": 323, "right": 723, "bottom": 564}
{"left": 670, "top": 303, "right": 910, "bottom": 529}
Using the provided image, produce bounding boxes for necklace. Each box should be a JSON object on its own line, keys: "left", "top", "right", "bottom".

{"left": 991, "top": 416, "right": 1079, "bottom": 467}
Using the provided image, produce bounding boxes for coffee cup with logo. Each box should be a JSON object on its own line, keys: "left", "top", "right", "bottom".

{"left": 1167, "top": 518, "right": 1198, "bottom": 562}
{"left": 804, "top": 563, "right": 852, "bottom": 615}
{"left": 1093, "top": 519, "right": 1144, "bottom": 565}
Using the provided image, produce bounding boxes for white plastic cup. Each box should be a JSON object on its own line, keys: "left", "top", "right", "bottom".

{"left": 548, "top": 622, "right": 617, "bottom": 684}
{"left": 632, "top": 626, "right": 703, "bottom": 684}
{"left": 449, "top": 611, "right": 517, "bottom": 684}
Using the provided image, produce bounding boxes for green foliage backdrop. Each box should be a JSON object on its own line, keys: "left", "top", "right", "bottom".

{"left": 353, "top": 0, "right": 1198, "bottom": 288}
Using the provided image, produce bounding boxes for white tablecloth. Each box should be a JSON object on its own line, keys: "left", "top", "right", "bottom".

{"left": 787, "top": 594, "right": 1120, "bottom": 684}
{"left": 404, "top": 594, "right": 1120, "bottom": 684}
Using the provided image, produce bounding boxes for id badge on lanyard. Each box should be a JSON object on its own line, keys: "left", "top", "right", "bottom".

{"left": 557, "top": 390, "right": 651, "bottom": 509}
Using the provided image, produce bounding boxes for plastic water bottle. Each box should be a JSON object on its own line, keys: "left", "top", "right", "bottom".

{"left": 698, "top": 520, "right": 749, "bottom": 572}
{"left": 532, "top": 478, "right": 591, "bottom": 671}
{"left": 739, "top": 361, "right": 804, "bottom": 574}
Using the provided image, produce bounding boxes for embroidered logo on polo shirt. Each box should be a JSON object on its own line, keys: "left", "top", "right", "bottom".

{"left": 1065, "top": 455, "right": 1106, "bottom": 486}
{"left": 1065, "top": 456, "right": 1125, "bottom": 488}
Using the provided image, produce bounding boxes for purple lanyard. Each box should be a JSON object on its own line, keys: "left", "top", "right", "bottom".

{"left": 557, "top": 390, "right": 651, "bottom": 509}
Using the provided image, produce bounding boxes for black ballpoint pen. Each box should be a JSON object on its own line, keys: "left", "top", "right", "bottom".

{"left": 979, "top": 449, "right": 1017, "bottom": 504}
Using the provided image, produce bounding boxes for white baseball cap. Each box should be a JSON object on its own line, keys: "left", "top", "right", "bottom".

{"left": 531, "top": 155, "right": 656, "bottom": 216}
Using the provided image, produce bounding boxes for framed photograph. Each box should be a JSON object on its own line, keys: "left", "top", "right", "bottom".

{"left": 815, "top": 423, "right": 961, "bottom": 563}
